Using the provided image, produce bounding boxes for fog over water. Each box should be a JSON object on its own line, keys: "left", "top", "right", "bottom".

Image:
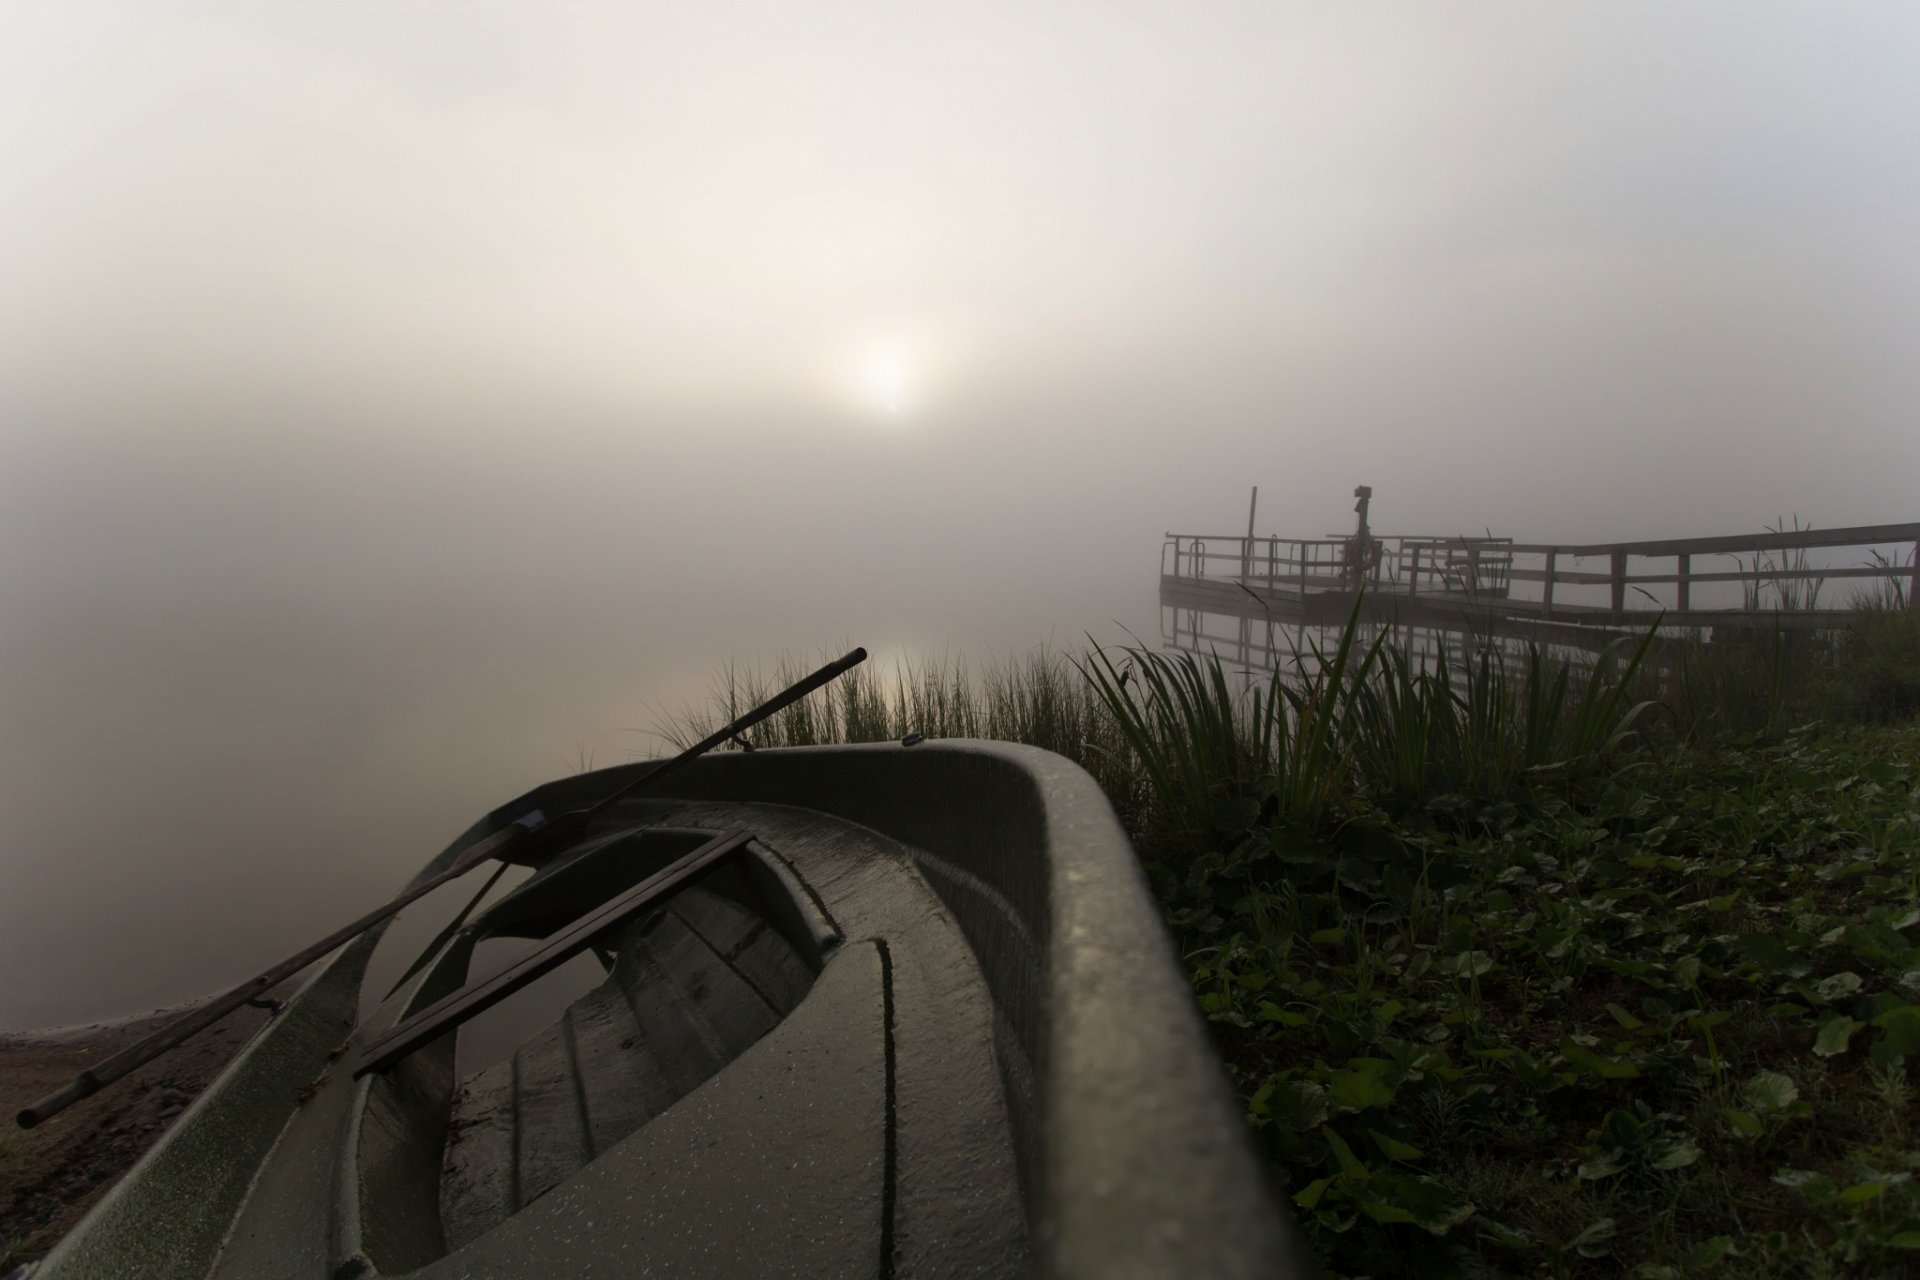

{"left": 4, "top": 3, "right": 1920, "bottom": 1027}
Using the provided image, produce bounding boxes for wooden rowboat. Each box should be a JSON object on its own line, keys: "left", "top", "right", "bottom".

{"left": 29, "top": 741, "right": 1297, "bottom": 1279}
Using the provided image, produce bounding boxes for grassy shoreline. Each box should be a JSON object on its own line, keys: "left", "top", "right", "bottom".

{"left": 681, "top": 608, "right": 1920, "bottom": 1277}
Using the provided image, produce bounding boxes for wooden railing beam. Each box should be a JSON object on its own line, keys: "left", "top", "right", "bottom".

{"left": 1503, "top": 521, "right": 1920, "bottom": 559}
{"left": 1504, "top": 564, "right": 1898, "bottom": 587}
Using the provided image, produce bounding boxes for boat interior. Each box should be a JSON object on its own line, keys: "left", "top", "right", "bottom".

{"left": 364, "top": 820, "right": 843, "bottom": 1258}
{"left": 332, "top": 793, "right": 1035, "bottom": 1279}
{"left": 33, "top": 742, "right": 1295, "bottom": 1280}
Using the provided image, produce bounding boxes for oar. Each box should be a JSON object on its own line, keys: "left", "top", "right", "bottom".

{"left": 16, "top": 646, "right": 867, "bottom": 1129}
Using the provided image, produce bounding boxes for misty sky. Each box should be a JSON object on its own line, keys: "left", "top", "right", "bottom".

{"left": 4, "top": 3, "right": 1919, "bottom": 1026}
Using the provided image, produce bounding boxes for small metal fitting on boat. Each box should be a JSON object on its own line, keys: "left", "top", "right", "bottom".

{"left": 901, "top": 731, "right": 925, "bottom": 747}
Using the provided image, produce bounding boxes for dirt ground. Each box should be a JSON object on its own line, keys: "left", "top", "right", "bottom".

{"left": 0, "top": 998, "right": 278, "bottom": 1271}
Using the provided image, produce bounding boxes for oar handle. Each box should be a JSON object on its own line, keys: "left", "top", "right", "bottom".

{"left": 16, "top": 821, "right": 539, "bottom": 1129}
{"left": 17, "top": 1076, "right": 100, "bottom": 1130}
{"left": 583, "top": 647, "right": 868, "bottom": 815}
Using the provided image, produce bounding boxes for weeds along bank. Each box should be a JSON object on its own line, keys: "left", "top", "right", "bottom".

{"left": 685, "top": 609, "right": 1920, "bottom": 1278}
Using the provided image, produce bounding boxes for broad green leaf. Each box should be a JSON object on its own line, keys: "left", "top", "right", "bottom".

{"left": 1450, "top": 950, "right": 1495, "bottom": 978}
{"left": 1560, "top": 1038, "right": 1640, "bottom": 1079}
{"left": 1257, "top": 1002, "right": 1310, "bottom": 1027}
{"left": 1570, "top": 1217, "right": 1617, "bottom": 1257}
{"left": 1356, "top": 1194, "right": 1417, "bottom": 1226}
{"left": 1773, "top": 1168, "right": 1836, "bottom": 1200}
{"left": 1322, "top": 1125, "right": 1370, "bottom": 1181}
{"left": 1577, "top": 1154, "right": 1624, "bottom": 1180}
{"left": 1370, "top": 1172, "right": 1474, "bottom": 1233}
{"left": 1842, "top": 923, "right": 1910, "bottom": 966}
{"left": 1815, "top": 971, "right": 1864, "bottom": 1002}
{"left": 1813, "top": 1015, "right": 1863, "bottom": 1058}
{"left": 1691, "top": 1235, "right": 1732, "bottom": 1265}
{"left": 1329, "top": 1068, "right": 1395, "bottom": 1112}
{"left": 1744, "top": 1070, "right": 1799, "bottom": 1111}
{"left": 1599, "top": 1109, "right": 1643, "bottom": 1149}
{"left": 1876, "top": 1006, "right": 1920, "bottom": 1056}
{"left": 1309, "top": 926, "right": 1348, "bottom": 947}
{"left": 1650, "top": 1138, "right": 1702, "bottom": 1170}
{"left": 1293, "top": 1176, "right": 1335, "bottom": 1209}
{"left": 1266, "top": 1079, "right": 1330, "bottom": 1131}
{"left": 1369, "top": 1129, "right": 1424, "bottom": 1162}
{"left": 1836, "top": 1180, "right": 1886, "bottom": 1206}
{"left": 1739, "top": 933, "right": 1808, "bottom": 974}
{"left": 1721, "top": 1109, "right": 1763, "bottom": 1139}
{"left": 1477, "top": 1218, "right": 1532, "bottom": 1249}
{"left": 1606, "top": 1002, "right": 1644, "bottom": 1030}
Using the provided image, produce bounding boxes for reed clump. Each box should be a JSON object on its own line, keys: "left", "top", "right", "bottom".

{"left": 670, "top": 597, "right": 1918, "bottom": 831}
{"left": 661, "top": 647, "right": 1141, "bottom": 808}
{"left": 1827, "top": 568, "right": 1920, "bottom": 723}
{"left": 672, "top": 605, "right": 1668, "bottom": 857}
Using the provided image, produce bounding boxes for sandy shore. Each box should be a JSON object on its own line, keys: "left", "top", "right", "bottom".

{"left": 0, "top": 997, "right": 279, "bottom": 1270}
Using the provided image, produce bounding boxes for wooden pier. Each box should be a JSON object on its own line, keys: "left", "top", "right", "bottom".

{"left": 1160, "top": 512, "right": 1920, "bottom": 672}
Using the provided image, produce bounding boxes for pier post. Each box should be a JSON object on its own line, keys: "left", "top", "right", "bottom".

{"left": 1677, "top": 553, "right": 1691, "bottom": 613}
{"left": 1610, "top": 548, "right": 1627, "bottom": 621}
{"left": 1243, "top": 486, "right": 1257, "bottom": 582}
{"left": 1542, "top": 549, "right": 1557, "bottom": 618}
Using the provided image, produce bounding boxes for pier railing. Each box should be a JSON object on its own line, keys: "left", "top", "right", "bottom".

{"left": 1163, "top": 522, "right": 1920, "bottom": 631}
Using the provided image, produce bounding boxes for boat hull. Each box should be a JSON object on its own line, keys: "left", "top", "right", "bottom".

{"left": 32, "top": 741, "right": 1299, "bottom": 1279}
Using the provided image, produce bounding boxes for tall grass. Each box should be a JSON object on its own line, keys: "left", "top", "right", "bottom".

{"left": 669, "top": 606, "right": 1670, "bottom": 853}
{"left": 1080, "top": 606, "right": 1383, "bottom": 845}
{"left": 659, "top": 647, "right": 1141, "bottom": 806}
{"left": 1644, "top": 627, "right": 1811, "bottom": 740}
{"left": 1828, "top": 580, "right": 1920, "bottom": 723}
{"left": 1632, "top": 562, "right": 1920, "bottom": 737}
{"left": 1347, "top": 627, "right": 1655, "bottom": 805}
{"left": 1725, "top": 515, "right": 1828, "bottom": 612}
{"left": 664, "top": 583, "right": 1917, "bottom": 859}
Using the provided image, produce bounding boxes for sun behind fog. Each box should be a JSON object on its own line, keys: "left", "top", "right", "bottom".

{"left": 860, "top": 344, "right": 915, "bottom": 416}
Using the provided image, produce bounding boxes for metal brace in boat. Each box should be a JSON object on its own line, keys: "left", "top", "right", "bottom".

{"left": 352, "top": 829, "right": 755, "bottom": 1078}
